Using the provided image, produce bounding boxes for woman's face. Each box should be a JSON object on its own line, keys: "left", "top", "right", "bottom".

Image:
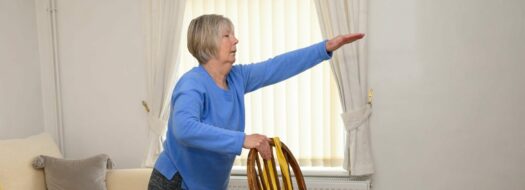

{"left": 216, "top": 27, "right": 238, "bottom": 64}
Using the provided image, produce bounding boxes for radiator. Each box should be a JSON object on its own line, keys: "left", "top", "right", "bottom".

{"left": 228, "top": 176, "right": 371, "bottom": 190}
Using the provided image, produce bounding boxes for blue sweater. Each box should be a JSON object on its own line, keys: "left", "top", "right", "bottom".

{"left": 154, "top": 41, "right": 332, "bottom": 189}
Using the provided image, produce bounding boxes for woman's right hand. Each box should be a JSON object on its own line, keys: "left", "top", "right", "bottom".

{"left": 243, "top": 134, "right": 272, "bottom": 160}
{"left": 325, "top": 33, "right": 365, "bottom": 52}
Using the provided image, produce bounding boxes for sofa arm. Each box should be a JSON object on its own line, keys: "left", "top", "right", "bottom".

{"left": 106, "top": 168, "right": 152, "bottom": 190}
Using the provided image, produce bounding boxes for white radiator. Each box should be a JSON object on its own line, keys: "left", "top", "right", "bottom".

{"left": 228, "top": 176, "right": 371, "bottom": 190}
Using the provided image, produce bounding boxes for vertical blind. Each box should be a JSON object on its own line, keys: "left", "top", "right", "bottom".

{"left": 175, "top": 0, "right": 344, "bottom": 167}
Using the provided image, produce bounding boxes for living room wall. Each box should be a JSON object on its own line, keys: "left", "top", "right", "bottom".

{"left": 44, "top": 0, "right": 149, "bottom": 168}
{"left": 368, "top": 0, "right": 525, "bottom": 189}
{"left": 0, "top": 0, "right": 44, "bottom": 139}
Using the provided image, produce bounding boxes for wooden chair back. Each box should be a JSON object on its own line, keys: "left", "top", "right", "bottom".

{"left": 246, "top": 138, "right": 306, "bottom": 190}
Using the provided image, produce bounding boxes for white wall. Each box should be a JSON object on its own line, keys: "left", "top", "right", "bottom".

{"left": 0, "top": 0, "right": 44, "bottom": 139}
{"left": 369, "top": 0, "right": 525, "bottom": 189}
{"left": 53, "top": 0, "right": 148, "bottom": 168}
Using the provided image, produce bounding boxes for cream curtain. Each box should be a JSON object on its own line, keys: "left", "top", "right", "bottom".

{"left": 142, "top": 0, "right": 186, "bottom": 167}
{"left": 177, "top": 0, "right": 345, "bottom": 167}
{"left": 314, "top": 0, "right": 375, "bottom": 175}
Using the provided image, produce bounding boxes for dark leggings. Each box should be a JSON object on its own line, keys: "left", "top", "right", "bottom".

{"left": 148, "top": 169, "right": 183, "bottom": 190}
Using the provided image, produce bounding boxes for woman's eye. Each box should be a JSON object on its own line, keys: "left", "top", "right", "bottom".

{"left": 224, "top": 35, "right": 230, "bottom": 38}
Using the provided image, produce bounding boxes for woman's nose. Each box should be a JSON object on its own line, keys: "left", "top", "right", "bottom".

{"left": 233, "top": 37, "right": 239, "bottom": 45}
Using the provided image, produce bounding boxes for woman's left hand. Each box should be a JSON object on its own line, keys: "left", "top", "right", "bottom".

{"left": 243, "top": 134, "right": 273, "bottom": 160}
{"left": 325, "top": 33, "right": 365, "bottom": 52}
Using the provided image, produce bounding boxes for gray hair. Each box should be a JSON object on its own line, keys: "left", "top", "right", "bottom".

{"left": 187, "top": 14, "right": 233, "bottom": 64}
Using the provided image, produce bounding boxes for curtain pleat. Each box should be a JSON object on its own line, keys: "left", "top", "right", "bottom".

{"left": 314, "top": 0, "right": 375, "bottom": 175}
{"left": 142, "top": 0, "right": 186, "bottom": 167}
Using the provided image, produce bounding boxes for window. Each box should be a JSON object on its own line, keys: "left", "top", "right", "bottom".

{"left": 176, "top": 0, "right": 344, "bottom": 169}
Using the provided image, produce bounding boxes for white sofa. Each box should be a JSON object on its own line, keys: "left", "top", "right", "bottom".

{"left": 0, "top": 133, "right": 152, "bottom": 190}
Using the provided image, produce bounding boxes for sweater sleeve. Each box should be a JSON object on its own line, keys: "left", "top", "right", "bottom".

{"left": 169, "top": 79, "right": 245, "bottom": 155}
{"left": 240, "top": 40, "right": 332, "bottom": 93}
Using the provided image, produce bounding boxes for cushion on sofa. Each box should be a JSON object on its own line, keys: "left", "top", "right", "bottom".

{"left": 0, "top": 133, "right": 62, "bottom": 190}
{"left": 33, "top": 154, "right": 114, "bottom": 190}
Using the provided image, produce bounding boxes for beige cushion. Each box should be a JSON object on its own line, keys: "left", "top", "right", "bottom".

{"left": 33, "top": 154, "right": 113, "bottom": 190}
{"left": 0, "top": 133, "right": 62, "bottom": 190}
{"left": 106, "top": 168, "right": 152, "bottom": 190}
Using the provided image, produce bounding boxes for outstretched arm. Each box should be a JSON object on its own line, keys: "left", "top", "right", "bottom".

{"left": 239, "top": 33, "right": 365, "bottom": 93}
{"left": 325, "top": 33, "right": 365, "bottom": 52}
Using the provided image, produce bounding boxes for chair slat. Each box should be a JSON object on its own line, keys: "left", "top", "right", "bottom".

{"left": 255, "top": 155, "right": 265, "bottom": 190}
{"left": 263, "top": 159, "right": 275, "bottom": 189}
{"left": 282, "top": 144, "right": 306, "bottom": 189}
{"left": 247, "top": 138, "right": 306, "bottom": 190}
{"left": 269, "top": 155, "right": 281, "bottom": 190}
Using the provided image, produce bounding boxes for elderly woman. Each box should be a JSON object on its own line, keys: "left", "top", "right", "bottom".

{"left": 148, "top": 14, "right": 364, "bottom": 190}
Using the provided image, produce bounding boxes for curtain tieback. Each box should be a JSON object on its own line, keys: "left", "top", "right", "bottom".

{"left": 147, "top": 113, "right": 167, "bottom": 136}
{"left": 341, "top": 104, "right": 373, "bottom": 132}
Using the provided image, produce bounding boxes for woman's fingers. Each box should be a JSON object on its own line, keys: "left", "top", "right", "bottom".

{"left": 257, "top": 141, "right": 272, "bottom": 160}
{"left": 243, "top": 134, "right": 273, "bottom": 160}
{"left": 325, "top": 33, "right": 365, "bottom": 52}
{"left": 255, "top": 137, "right": 272, "bottom": 160}
{"left": 341, "top": 33, "right": 365, "bottom": 43}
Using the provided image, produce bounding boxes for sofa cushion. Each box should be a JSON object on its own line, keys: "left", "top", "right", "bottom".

{"left": 106, "top": 168, "right": 152, "bottom": 190}
{"left": 33, "top": 154, "right": 114, "bottom": 190}
{"left": 0, "top": 133, "right": 62, "bottom": 190}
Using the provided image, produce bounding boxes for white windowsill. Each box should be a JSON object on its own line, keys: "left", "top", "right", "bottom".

{"left": 231, "top": 166, "right": 350, "bottom": 177}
